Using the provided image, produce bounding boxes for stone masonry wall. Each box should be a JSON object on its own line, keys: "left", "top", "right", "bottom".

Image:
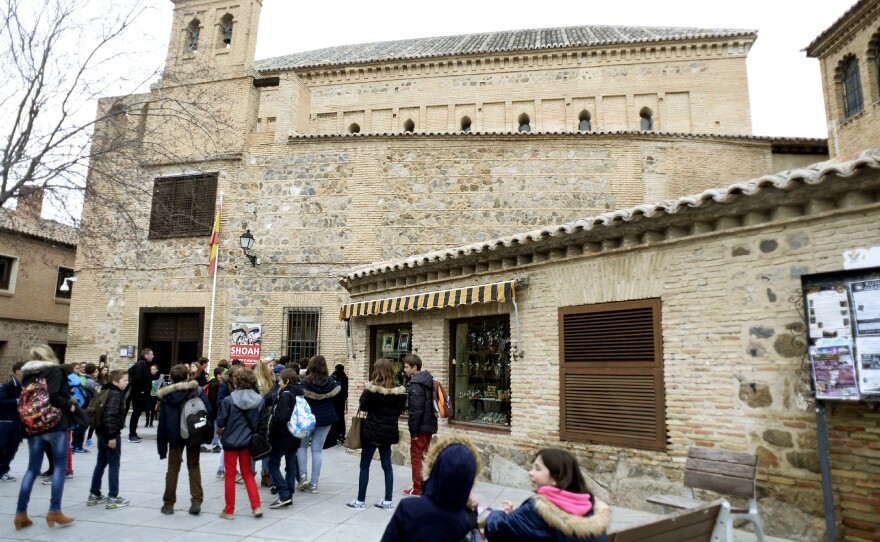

{"left": 0, "top": 319, "right": 68, "bottom": 377}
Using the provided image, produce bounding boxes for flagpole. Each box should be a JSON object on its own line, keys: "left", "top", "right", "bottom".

{"left": 207, "top": 191, "right": 223, "bottom": 372}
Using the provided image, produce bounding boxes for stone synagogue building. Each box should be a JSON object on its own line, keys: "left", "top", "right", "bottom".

{"left": 70, "top": 0, "right": 880, "bottom": 538}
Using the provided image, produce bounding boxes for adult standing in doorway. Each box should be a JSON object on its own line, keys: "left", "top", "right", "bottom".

{"left": 128, "top": 349, "right": 153, "bottom": 443}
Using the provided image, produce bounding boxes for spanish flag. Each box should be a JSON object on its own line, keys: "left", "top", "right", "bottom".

{"left": 208, "top": 202, "right": 221, "bottom": 276}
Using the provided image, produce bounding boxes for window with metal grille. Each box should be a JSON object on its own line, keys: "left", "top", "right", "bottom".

{"left": 149, "top": 173, "right": 218, "bottom": 239}
{"left": 843, "top": 56, "right": 864, "bottom": 118}
{"left": 559, "top": 298, "right": 666, "bottom": 451}
{"left": 282, "top": 308, "right": 320, "bottom": 362}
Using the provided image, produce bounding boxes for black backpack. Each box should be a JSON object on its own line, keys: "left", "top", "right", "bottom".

{"left": 86, "top": 389, "right": 111, "bottom": 430}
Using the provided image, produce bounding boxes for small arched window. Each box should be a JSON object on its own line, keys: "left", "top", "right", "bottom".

{"left": 843, "top": 57, "right": 864, "bottom": 118}
{"left": 640, "top": 107, "right": 654, "bottom": 131}
{"left": 219, "top": 14, "right": 233, "bottom": 48}
{"left": 348, "top": 123, "right": 361, "bottom": 134}
{"left": 460, "top": 116, "right": 472, "bottom": 132}
{"left": 186, "top": 19, "right": 200, "bottom": 52}
{"left": 403, "top": 119, "right": 415, "bottom": 133}
{"left": 518, "top": 113, "right": 530, "bottom": 133}
{"left": 578, "top": 110, "right": 592, "bottom": 132}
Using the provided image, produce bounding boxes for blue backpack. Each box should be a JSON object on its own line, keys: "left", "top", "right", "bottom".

{"left": 287, "top": 396, "right": 316, "bottom": 439}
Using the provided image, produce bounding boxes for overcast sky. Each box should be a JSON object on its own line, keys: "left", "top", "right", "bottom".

{"left": 138, "top": 0, "right": 856, "bottom": 138}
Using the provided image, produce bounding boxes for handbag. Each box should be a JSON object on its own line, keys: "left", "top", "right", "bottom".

{"left": 237, "top": 405, "right": 273, "bottom": 460}
{"left": 344, "top": 410, "right": 364, "bottom": 450}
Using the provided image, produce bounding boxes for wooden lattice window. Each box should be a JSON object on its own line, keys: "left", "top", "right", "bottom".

{"left": 149, "top": 173, "right": 218, "bottom": 239}
{"left": 559, "top": 298, "right": 666, "bottom": 451}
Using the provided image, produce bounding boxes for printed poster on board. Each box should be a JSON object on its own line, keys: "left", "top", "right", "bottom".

{"left": 851, "top": 280, "right": 880, "bottom": 336}
{"left": 855, "top": 336, "right": 880, "bottom": 395}
{"left": 810, "top": 343, "right": 860, "bottom": 400}
{"left": 230, "top": 323, "right": 262, "bottom": 367}
{"left": 806, "top": 287, "right": 852, "bottom": 340}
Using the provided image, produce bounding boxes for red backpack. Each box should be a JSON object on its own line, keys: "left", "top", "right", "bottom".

{"left": 433, "top": 379, "right": 452, "bottom": 419}
{"left": 19, "top": 377, "right": 63, "bottom": 435}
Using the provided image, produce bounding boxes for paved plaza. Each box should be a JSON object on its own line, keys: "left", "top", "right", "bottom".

{"left": 0, "top": 423, "right": 793, "bottom": 541}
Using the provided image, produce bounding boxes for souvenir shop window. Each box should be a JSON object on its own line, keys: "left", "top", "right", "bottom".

{"left": 451, "top": 316, "right": 511, "bottom": 426}
{"left": 370, "top": 324, "right": 413, "bottom": 387}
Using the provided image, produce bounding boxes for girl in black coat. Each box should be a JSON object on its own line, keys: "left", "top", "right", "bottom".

{"left": 266, "top": 368, "right": 303, "bottom": 508}
{"left": 346, "top": 358, "right": 407, "bottom": 510}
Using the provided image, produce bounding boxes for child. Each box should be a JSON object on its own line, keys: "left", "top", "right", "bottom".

{"left": 87, "top": 370, "right": 130, "bottom": 509}
{"left": 402, "top": 354, "right": 436, "bottom": 496}
{"left": 147, "top": 364, "right": 160, "bottom": 428}
{"left": 216, "top": 368, "right": 264, "bottom": 519}
{"left": 267, "top": 368, "right": 304, "bottom": 508}
{"left": 0, "top": 361, "right": 25, "bottom": 482}
{"left": 204, "top": 367, "right": 224, "bottom": 453}
{"left": 483, "top": 448, "right": 610, "bottom": 542}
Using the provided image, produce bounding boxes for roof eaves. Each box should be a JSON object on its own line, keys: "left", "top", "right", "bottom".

{"left": 805, "top": 0, "right": 876, "bottom": 57}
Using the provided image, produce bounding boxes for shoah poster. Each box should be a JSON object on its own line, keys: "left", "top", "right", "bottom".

{"left": 230, "top": 323, "right": 262, "bottom": 366}
{"left": 810, "top": 343, "right": 860, "bottom": 400}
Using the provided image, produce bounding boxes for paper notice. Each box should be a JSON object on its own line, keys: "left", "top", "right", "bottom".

{"left": 810, "top": 344, "right": 860, "bottom": 400}
{"left": 852, "top": 280, "right": 880, "bottom": 336}
{"left": 806, "top": 288, "right": 852, "bottom": 340}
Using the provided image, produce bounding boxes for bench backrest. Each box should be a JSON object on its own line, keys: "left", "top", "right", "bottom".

{"left": 683, "top": 447, "right": 758, "bottom": 500}
{"left": 608, "top": 499, "right": 726, "bottom": 542}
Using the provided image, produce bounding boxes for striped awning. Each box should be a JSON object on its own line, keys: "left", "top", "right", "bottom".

{"left": 340, "top": 280, "right": 516, "bottom": 320}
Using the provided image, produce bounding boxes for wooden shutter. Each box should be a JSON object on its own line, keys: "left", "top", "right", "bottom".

{"left": 149, "top": 173, "right": 218, "bottom": 239}
{"left": 559, "top": 299, "right": 666, "bottom": 451}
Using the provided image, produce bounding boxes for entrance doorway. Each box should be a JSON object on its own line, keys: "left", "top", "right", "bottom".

{"left": 138, "top": 308, "right": 204, "bottom": 374}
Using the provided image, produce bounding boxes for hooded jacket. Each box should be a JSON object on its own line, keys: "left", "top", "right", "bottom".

{"left": 217, "top": 389, "right": 264, "bottom": 450}
{"left": 381, "top": 435, "right": 480, "bottom": 542}
{"left": 485, "top": 489, "right": 610, "bottom": 542}
{"left": 268, "top": 383, "right": 304, "bottom": 451}
{"left": 68, "top": 373, "right": 87, "bottom": 407}
{"left": 406, "top": 370, "right": 437, "bottom": 437}
{"left": 156, "top": 380, "right": 211, "bottom": 458}
{"left": 0, "top": 374, "right": 23, "bottom": 424}
{"left": 360, "top": 382, "right": 407, "bottom": 446}
{"left": 302, "top": 376, "right": 340, "bottom": 427}
{"left": 19, "top": 360, "right": 71, "bottom": 435}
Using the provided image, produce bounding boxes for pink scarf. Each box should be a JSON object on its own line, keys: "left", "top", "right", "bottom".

{"left": 537, "top": 486, "right": 593, "bottom": 516}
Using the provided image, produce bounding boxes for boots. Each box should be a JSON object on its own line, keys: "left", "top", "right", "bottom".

{"left": 45, "top": 511, "right": 75, "bottom": 528}
{"left": 261, "top": 471, "right": 270, "bottom": 488}
{"left": 13, "top": 513, "right": 32, "bottom": 530}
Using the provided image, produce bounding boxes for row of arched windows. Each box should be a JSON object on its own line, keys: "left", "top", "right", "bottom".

{"left": 345, "top": 108, "right": 654, "bottom": 134}
{"left": 838, "top": 34, "right": 880, "bottom": 119}
{"left": 185, "top": 14, "right": 234, "bottom": 53}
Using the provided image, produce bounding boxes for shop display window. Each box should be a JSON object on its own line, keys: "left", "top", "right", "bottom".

{"left": 370, "top": 324, "right": 413, "bottom": 387}
{"left": 451, "top": 316, "right": 511, "bottom": 426}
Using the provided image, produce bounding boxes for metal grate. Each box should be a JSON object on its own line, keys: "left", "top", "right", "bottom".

{"left": 283, "top": 308, "right": 321, "bottom": 362}
{"left": 149, "top": 173, "right": 218, "bottom": 239}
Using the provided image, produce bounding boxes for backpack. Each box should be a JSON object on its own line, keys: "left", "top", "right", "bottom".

{"left": 18, "top": 377, "right": 63, "bottom": 436}
{"left": 287, "top": 396, "right": 316, "bottom": 439}
{"left": 433, "top": 379, "right": 451, "bottom": 418}
{"left": 179, "top": 390, "right": 212, "bottom": 445}
{"left": 86, "top": 389, "right": 111, "bottom": 430}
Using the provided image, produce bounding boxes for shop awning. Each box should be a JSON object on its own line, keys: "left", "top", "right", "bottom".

{"left": 340, "top": 280, "right": 517, "bottom": 320}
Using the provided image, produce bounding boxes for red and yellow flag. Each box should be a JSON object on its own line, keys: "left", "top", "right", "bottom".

{"left": 208, "top": 203, "right": 221, "bottom": 276}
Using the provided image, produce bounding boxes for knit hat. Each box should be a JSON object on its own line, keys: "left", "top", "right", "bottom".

{"left": 272, "top": 364, "right": 284, "bottom": 374}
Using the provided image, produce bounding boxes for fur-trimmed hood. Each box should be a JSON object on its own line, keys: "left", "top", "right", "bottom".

{"left": 21, "top": 360, "right": 59, "bottom": 377}
{"left": 532, "top": 494, "right": 611, "bottom": 539}
{"left": 364, "top": 382, "right": 406, "bottom": 395}
{"left": 303, "top": 380, "right": 341, "bottom": 400}
{"left": 422, "top": 435, "right": 481, "bottom": 511}
{"left": 156, "top": 379, "right": 197, "bottom": 399}
{"left": 424, "top": 434, "right": 482, "bottom": 480}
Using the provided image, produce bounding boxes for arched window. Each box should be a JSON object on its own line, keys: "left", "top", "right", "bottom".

{"left": 403, "top": 119, "right": 415, "bottom": 133}
{"left": 219, "top": 14, "right": 233, "bottom": 48}
{"left": 518, "top": 113, "right": 531, "bottom": 133}
{"left": 640, "top": 107, "right": 654, "bottom": 131}
{"left": 186, "top": 19, "right": 200, "bottom": 52}
{"left": 843, "top": 56, "right": 864, "bottom": 118}
{"left": 348, "top": 123, "right": 361, "bottom": 134}
{"left": 578, "top": 110, "right": 592, "bottom": 132}
{"left": 460, "top": 116, "right": 472, "bottom": 132}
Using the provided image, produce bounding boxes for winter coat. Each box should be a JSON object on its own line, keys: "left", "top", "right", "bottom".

{"left": 68, "top": 373, "right": 87, "bottom": 407}
{"left": 360, "top": 382, "right": 407, "bottom": 446}
{"left": 217, "top": 389, "right": 264, "bottom": 451}
{"left": 406, "top": 370, "right": 437, "bottom": 437}
{"left": 268, "top": 384, "right": 304, "bottom": 451}
{"left": 128, "top": 357, "right": 151, "bottom": 397}
{"left": 0, "top": 375, "right": 23, "bottom": 424}
{"left": 381, "top": 435, "right": 481, "bottom": 542}
{"left": 156, "top": 380, "right": 211, "bottom": 458}
{"left": 19, "top": 360, "right": 71, "bottom": 435}
{"left": 485, "top": 492, "right": 610, "bottom": 542}
{"left": 302, "top": 377, "right": 340, "bottom": 427}
{"left": 97, "top": 385, "right": 126, "bottom": 439}
{"left": 206, "top": 379, "right": 220, "bottom": 419}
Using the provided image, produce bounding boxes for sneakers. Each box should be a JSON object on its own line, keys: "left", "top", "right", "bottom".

{"left": 85, "top": 439, "right": 94, "bottom": 447}
{"left": 402, "top": 488, "right": 421, "bottom": 497}
{"left": 0, "top": 473, "right": 15, "bottom": 482}
{"left": 71, "top": 447, "right": 88, "bottom": 454}
{"left": 297, "top": 474, "right": 309, "bottom": 490}
{"left": 270, "top": 497, "right": 292, "bottom": 509}
{"left": 160, "top": 505, "right": 174, "bottom": 515}
{"left": 345, "top": 500, "right": 366, "bottom": 510}
{"left": 219, "top": 511, "right": 234, "bottom": 520}
{"left": 216, "top": 469, "right": 225, "bottom": 479}
{"left": 128, "top": 436, "right": 142, "bottom": 443}
{"left": 211, "top": 445, "right": 221, "bottom": 453}
{"left": 66, "top": 472, "right": 74, "bottom": 479}
{"left": 40, "top": 470, "right": 51, "bottom": 478}
{"left": 374, "top": 500, "right": 394, "bottom": 510}
{"left": 87, "top": 493, "right": 107, "bottom": 506}
{"left": 200, "top": 445, "right": 213, "bottom": 453}
{"left": 41, "top": 478, "right": 53, "bottom": 485}
{"left": 252, "top": 507, "right": 263, "bottom": 518}
{"left": 306, "top": 484, "right": 319, "bottom": 494}
{"left": 105, "top": 496, "right": 130, "bottom": 509}
{"left": 270, "top": 485, "right": 278, "bottom": 495}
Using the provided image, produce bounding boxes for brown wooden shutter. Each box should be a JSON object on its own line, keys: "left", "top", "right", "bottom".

{"left": 559, "top": 298, "right": 666, "bottom": 451}
{"left": 149, "top": 173, "right": 218, "bottom": 239}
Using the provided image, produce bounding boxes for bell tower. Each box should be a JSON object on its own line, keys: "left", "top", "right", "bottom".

{"left": 163, "top": 0, "right": 262, "bottom": 81}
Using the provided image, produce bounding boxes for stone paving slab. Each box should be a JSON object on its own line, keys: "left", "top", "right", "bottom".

{"left": 0, "top": 422, "right": 795, "bottom": 541}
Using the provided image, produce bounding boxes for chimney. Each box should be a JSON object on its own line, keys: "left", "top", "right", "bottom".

{"left": 17, "top": 188, "right": 44, "bottom": 224}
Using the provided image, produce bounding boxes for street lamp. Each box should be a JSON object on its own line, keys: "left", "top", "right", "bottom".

{"left": 59, "top": 276, "right": 77, "bottom": 292}
{"left": 239, "top": 230, "right": 258, "bottom": 266}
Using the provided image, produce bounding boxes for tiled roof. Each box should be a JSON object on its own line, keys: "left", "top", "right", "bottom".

{"left": 257, "top": 25, "right": 756, "bottom": 72}
{"left": 0, "top": 209, "right": 78, "bottom": 247}
{"left": 805, "top": 0, "right": 873, "bottom": 57}
{"left": 342, "top": 148, "right": 880, "bottom": 282}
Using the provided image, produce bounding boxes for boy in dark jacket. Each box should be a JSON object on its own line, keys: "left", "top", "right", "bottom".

{"left": 0, "top": 361, "right": 25, "bottom": 482}
{"left": 403, "top": 354, "right": 437, "bottom": 497}
{"left": 156, "top": 364, "right": 210, "bottom": 516}
{"left": 267, "top": 368, "right": 303, "bottom": 508}
{"left": 87, "top": 370, "right": 130, "bottom": 509}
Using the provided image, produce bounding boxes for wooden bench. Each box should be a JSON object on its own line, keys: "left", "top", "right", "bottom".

{"left": 647, "top": 447, "right": 765, "bottom": 542}
{"left": 608, "top": 499, "right": 730, "bottom": 542}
